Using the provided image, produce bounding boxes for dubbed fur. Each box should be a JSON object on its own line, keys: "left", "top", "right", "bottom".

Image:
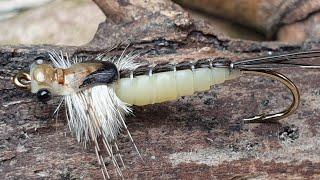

{"left": 49, "top": 50, "right": 141, "bottom": 179}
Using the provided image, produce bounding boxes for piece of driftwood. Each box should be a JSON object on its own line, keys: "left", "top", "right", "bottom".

{"left": 1, "top": 0, "right": 320, "bottom": 179}
{"left": 175, "top": 0, "right": 320, "bottom": 42}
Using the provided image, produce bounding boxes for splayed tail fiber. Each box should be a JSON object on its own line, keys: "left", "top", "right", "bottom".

{"left": 232, "top": 50, "right": 320, "bottom": 70}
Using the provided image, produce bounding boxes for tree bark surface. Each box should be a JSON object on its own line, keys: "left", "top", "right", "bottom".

{"left": 1, "top": 0, "right": 320, "bottom": 179}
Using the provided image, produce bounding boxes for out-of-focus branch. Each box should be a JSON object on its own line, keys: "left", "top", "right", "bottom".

{"left": 92, "top": 0, "right": 132, "bottom": 23}
{"left": 174, "top": 0, "right": 320, "bottom": 42}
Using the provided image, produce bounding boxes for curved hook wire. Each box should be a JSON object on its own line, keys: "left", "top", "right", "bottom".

{"left": 13, "top": 72, "right": 31, "bottom": 89}
{"left": 241, "top": 69, "right": 300, "bottom": 123}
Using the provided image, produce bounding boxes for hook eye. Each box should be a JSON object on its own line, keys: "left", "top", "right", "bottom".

{"left": 241, "top": 69, "right": 300, "bottom": 123}
{"left": 13, "top": 72, "right": 31, "bottom": 89}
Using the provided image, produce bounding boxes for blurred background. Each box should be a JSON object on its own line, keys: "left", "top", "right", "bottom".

{"left": 0, "top": 0, "right": 319, "bottom": 45}
{"left": 0, "top": 0, "right": 264, "bottom": 45}
{"left": 0, "top": 0, "right": 104, "bottom": 46}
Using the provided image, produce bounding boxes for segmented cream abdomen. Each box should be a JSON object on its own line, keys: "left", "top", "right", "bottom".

{"left": 114, "top": 68, "right": 240, "bottom": 106}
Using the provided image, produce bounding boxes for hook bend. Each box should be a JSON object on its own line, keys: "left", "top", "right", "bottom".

{"left": 241, "top": 69, "right": 300, "bottom": 123}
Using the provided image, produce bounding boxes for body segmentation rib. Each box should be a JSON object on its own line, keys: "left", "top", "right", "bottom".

{"left": 113, "top": 67, "right": 240, "bottom": 106}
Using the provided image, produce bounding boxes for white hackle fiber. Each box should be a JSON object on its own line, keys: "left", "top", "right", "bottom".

{"left": 99, "top": 50, "right": 142, "bottom": 71}
{"left": 48, "top": 50, "right": 142, "bottom": 179}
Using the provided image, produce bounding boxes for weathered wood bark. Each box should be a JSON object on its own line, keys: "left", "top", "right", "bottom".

{"left": 1, "top": 0, "right": 320, "bottom": 179}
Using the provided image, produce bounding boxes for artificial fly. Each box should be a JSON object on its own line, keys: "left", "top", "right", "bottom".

{"left": 13, "top": 48, "right": 320, "bottom": 179}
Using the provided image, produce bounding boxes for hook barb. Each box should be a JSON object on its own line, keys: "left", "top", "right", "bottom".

{"left": 241, "top": 69, "right": 300, "bottom": 123}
